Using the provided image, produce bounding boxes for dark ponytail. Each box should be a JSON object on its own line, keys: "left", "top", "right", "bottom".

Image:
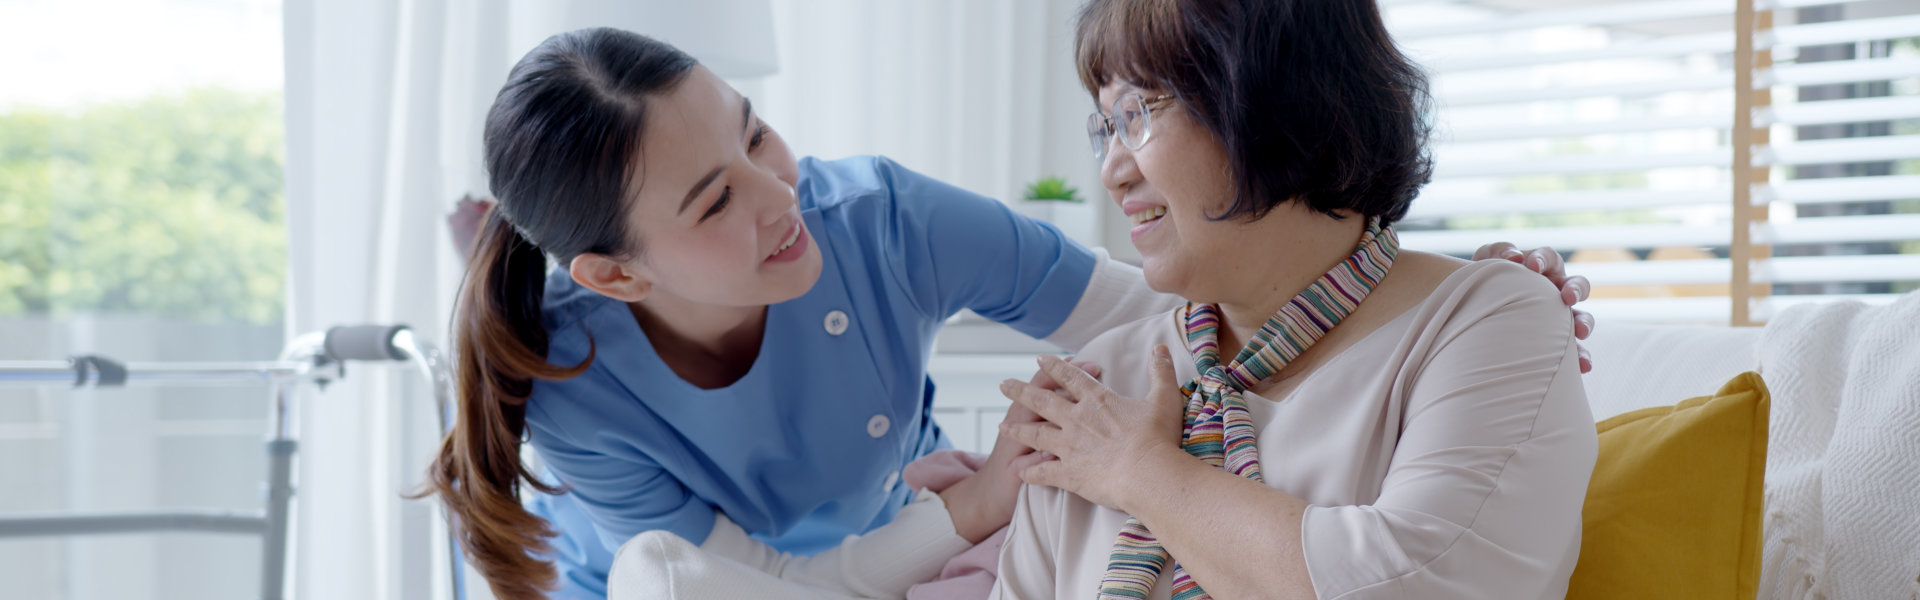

{"left": 424, "top": 208, "right": 578, "bottom": 599}
{"left": 420, "top": 28, "right": 697, "bottom": 600}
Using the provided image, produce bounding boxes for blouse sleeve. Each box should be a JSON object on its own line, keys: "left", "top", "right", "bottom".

{"left": 989, "top": 484, "right": 1065, "bottom": 600}
{"left": 1299, "top": 268, "right": 1599, "bottom": 600}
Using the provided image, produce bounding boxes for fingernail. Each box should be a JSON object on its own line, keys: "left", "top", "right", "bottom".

{"left": 999, "top": 380, "right": 1015, "bottom": 393}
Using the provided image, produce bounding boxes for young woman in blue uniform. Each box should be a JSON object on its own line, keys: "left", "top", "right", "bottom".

{"left": 423, "top": 28, "right": 1594, "bottom": 600}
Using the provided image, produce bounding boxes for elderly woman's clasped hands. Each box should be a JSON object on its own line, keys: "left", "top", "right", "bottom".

{"left": 998, "top": 348, "right": 1191, "bottom": 512}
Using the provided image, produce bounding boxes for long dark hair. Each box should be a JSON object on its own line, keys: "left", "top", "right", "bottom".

{"left": 420, "top": 28, "right": 696, "bottom": 600}
{"left": 1075, "top": 0, "right": 1433, "bottom": 226}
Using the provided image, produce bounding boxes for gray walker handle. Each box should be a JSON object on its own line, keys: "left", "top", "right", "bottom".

{"left": 324, "top": 324, "right": 412, "bottom": 361}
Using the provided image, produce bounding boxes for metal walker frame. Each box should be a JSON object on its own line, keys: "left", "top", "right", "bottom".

{"left": 0, "top": 324, "right": 462, "bottom": 600}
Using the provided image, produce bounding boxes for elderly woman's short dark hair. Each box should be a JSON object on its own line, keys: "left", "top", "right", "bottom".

{"left": 1076, "top": 0, "right": 1433, "bottom": 226}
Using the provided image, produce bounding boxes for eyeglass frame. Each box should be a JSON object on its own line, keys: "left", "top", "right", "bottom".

{"left": 1087, "top": 93, "right": 1177, "bottom": 161}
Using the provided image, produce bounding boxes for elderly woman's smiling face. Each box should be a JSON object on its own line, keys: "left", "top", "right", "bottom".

{"left": 1096, "top": 81, "right": 1263, "bottom": 304}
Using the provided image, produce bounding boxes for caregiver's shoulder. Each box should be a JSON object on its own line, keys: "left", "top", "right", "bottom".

{"left": 538, "top": 268, "right": 617, "bottom": 338}
{"left": 797, "top": 155, "right": 976, "bottom": 212}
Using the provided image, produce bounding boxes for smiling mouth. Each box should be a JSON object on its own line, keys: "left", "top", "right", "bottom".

{"left": 770, "top": 220, "right": 801, "bottom": 258}
{"left": 1128, "top": 206, "right": 1167, "bottom": 226}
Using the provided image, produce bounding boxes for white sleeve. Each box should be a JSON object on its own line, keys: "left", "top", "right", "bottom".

{"left": 612, "top": 489, "right": 971, "bottom": 600}
{"left": 1043, "top": 249, "right": 1183, "bottom": 352}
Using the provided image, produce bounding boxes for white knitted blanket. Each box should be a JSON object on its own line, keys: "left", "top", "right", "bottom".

{"left": 1756, "top": 291, "right": 1920, "bottom": 600}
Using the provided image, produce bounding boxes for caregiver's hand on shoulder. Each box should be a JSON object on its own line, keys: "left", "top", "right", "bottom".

{"left": 999, "top": 348, "right": 1187, "bottom": 513}
{"left": 448, "top": 195, "right": 495, "bottom": 260}
{"left": 937, "top": 359, "right": 1103, "bottom": 543}
{"left": 1474, "top": 242, "right": 1597, "bottom": 373}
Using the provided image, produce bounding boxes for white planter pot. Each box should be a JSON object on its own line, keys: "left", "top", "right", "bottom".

{"left": 1013, "top": 200, "right": 1097, "bottom": 248}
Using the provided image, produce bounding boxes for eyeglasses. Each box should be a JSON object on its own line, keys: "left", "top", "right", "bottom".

{"left": 1087, "top": 93, "right": 1176, "bottom": 161}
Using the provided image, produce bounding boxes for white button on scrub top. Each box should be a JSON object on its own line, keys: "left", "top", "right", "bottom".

{"left": 867, "top": 414, "right": 890, "bottom": 438}
{"left": 824, "top": 310, "right": 850, "bottom": 336}
{"left": 882, "top": 470, "right": 900, "bottom": 491}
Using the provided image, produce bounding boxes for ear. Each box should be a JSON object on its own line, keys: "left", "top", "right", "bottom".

{"left": 569, "top": 253, "right": 652, "bottom": 303}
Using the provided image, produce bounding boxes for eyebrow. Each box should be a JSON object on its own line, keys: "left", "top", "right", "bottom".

{"left": 678, "top": 98, "right": 758, "bottom": 215}
{"left": 1097, "top": 84, "right": 1141, "bottom": 113}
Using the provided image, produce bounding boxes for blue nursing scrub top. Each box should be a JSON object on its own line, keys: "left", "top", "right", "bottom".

{"left": 523, "top": 156, "right": 1098, "bottom": 599}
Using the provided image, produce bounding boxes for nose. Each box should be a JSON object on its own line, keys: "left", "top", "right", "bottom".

{"left": 1099, "top": 136, "right": 1141, "bottom": 198}
{"left": 748, "top": 162, "right": 795, "bottom": 227}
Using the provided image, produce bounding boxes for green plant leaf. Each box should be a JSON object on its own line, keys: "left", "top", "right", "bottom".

{"left": 1023, "top": 176, "right": 1081, "bottom": 202}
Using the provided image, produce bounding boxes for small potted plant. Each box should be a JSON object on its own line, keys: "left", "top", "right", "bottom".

{"left": 1015, "top": 176, "right": 1096, "bottom": 245}
{"left": 1024, "top": 177, "right": 1082, "bottom": 204}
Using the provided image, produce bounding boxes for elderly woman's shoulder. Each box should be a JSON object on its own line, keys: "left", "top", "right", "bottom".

{"left": 1368, "top": 251, "right": 1567, "bottom": 329}
{"left": 1455, "top": 256, "right": 1565, "bottom": 302}
{"left": 1410, "top": 253, "right": 1573, "bottom": 330}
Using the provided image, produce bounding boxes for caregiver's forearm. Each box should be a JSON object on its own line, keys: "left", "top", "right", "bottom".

{"left": 1042, "top": 252, "right": 1183, "bottom": 351}
{"left": 694, "top": 490, "right": 971, "bottom": 598}
{"left": 1119, "top": 447, "right": 1318, "bottom": 600}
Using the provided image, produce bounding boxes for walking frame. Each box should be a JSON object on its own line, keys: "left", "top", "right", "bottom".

{"left": 0, "top": 324, "right": 464, "bottom": 600}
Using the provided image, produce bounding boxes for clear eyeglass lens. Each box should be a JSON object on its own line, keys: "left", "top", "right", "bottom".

{"left": 1087, "top": 112, "right": 1110, "bottom": 159}
{"left": 1089, "top": 94, "right": 1157, "bottom": 160}
{"left": 1117, "top": 94, "right": 1149, "bottom": 150}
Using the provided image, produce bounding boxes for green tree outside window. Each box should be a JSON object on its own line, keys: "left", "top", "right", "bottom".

{"left": 0, "top": 88, "right": 285, "bottom": 323}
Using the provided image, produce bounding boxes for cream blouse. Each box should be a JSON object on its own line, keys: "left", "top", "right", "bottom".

{"left": 991, "top": 260, "right": 1598, "bottom": 600}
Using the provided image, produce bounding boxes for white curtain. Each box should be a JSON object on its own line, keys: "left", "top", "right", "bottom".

{"left": 281, "top": 0, "right": 504, "bottom": 598}
{"left": 280, "top": 1, "right": 1103, "bottom": 598}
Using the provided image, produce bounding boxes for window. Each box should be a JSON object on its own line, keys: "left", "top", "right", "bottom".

{"left": 0, "top": 1, "right": 286, "bottom": 598}
{"left": 926, "top": 0, "right": 1920, "bottom": 452}
{"left": 1383, "top": 0, "right": 1920, "bottom": 325}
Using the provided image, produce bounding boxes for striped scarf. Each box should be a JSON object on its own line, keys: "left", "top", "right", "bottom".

{"left": 1096, "top": 218, "right": 1399, "bottom": 600}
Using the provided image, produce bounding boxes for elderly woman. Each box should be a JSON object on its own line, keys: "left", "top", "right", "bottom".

{"left": 989, "top": 1, "right": 1599, "bottom": 599}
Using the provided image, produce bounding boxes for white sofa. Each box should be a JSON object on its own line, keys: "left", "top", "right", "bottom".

{"left": 1578, "top": 323, "right": 1764, "bottom": 420}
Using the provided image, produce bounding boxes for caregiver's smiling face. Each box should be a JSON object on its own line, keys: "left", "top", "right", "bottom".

{"left": 616, "top": 65, "right": 822, "bottom": 308}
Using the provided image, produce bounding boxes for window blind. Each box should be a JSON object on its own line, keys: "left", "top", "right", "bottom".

{"left": 1386, "top": 0, "right": 1920, "bottom": 325}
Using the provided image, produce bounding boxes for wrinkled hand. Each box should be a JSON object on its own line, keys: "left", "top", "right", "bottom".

{"left": 1473, "top": 243, "right": 1595, "bottom": 373}
{"left": 999, "top": 348, "right": 1186, "bottom": 512}
{"left": 938, "top": 359, "right": 1101, "bottom": 542}
{"left": 1001, "top": 359, "right": 1102, "bottom": 436}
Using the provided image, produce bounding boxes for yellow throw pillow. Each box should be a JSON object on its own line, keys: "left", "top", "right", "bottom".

{"left": 1567, "top": 371, "right": 1769, "bottom": 600}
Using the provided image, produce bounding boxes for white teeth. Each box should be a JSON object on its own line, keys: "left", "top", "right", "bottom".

{"left": 772, "top": 222, "right": 801, "bottom": 256}
{"left": 1129, "top": 206, "right": 1167, "bottom": 226}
